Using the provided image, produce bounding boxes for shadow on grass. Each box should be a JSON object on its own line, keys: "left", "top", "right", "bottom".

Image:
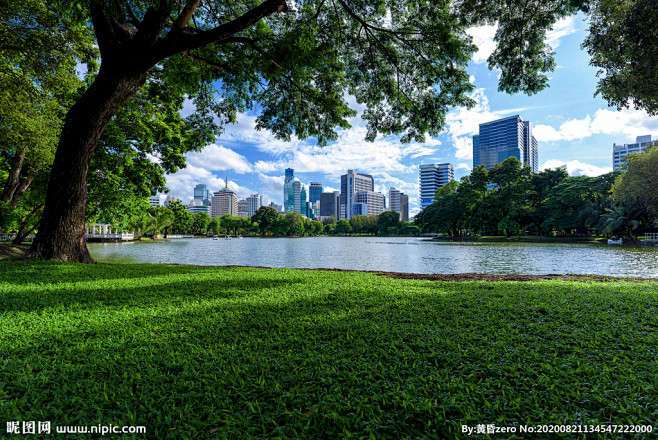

{"left": 2, "top": 275, "right": 657, "bottom": 439}
{"left": 0, "top": 260, "right": 231, "bottom": 284}
{"left": 0, "top": 264, "right": 305, "bottom": 314}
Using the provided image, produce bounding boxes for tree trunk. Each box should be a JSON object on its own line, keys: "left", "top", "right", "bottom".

{"left": 10, "top": 170, "right": 38, "bottom": 208}
{"left": 1, "top": 147, "right": 26, "bottom": 206}
{"left": 13, "top": 220, "right": 40, "bottom": 245}
{"left": 0, "top": 148, "right": 27, "bottom": 229}
{"left": 24, "top": 67, "right": 146, "bottom": 263}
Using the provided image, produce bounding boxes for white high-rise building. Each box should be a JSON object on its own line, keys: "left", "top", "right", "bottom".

{"left": 211, "top": 179, "right": 238, "bottom": 218}
{"left": 148, "top": 195, "right": 160, "bottom": 207}
{"left": 293, "top": 180, "right": 306, "bottom": 214}
{"left": 613, "top": 135, "right": 654, "bottom": 171}
{"left": 246, "top": 194, "right": 262, "bottom": 218}
{"left": 237, "top": 200, "right": 250, "bottom": 218}
{"left": 419, "top": 163, "right": 454, "bottom": 211}
{"left": 354, "top": 191, "right": 385, "bottom": 216}
{"left": 388, "top": 187, "right": 401, "bottom": 214}
{"left": 340, "top": 170, "right": 374, "bottom": 219}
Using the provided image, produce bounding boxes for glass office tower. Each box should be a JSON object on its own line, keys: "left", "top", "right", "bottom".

{"left": 283, "top": 168, "right": 295, "bottom": 212}
{"left": 473, "top": 115, "right": 538, "bottom": 172}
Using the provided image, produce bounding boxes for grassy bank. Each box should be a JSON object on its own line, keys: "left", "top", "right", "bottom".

{"left": 1, "top": 262, "right": 657, "bottom": 439}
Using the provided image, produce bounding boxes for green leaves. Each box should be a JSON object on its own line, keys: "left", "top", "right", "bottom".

{"left": 612, "top": 146, "right": 658, "bottom": 226}
{"left": 583, "top": 0, "right": 658, "bottom": 115}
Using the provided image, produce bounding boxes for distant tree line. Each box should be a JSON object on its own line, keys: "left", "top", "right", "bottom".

{"left": 120, "top": 203, "right": 422, "bottom": 240}
{"left": 415, "top": 149, "right": 658, "bottom": 240}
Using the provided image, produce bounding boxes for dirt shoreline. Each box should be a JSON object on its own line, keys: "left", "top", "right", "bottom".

{"left": 218, "top": 265, "right": 656, "bottom": 282}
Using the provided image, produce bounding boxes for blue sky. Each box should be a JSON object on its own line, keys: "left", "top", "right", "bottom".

{"left": 163, "top": 13, "right": 657, "bottom": 216}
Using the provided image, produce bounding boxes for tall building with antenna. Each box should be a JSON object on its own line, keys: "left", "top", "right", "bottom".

{"left": 211, "top": 177, "right": 238, "bottom": 217}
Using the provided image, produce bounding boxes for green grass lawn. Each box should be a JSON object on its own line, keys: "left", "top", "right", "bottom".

{"left": 1, "top": 262, "right": 657, "bottom": 439}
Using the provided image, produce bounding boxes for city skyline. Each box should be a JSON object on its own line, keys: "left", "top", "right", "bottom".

{"left": 159, "top": 13, "right": 657, "bottom": 216}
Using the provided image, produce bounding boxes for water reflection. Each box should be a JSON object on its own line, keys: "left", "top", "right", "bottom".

{"left": 89, "top": 237, "right": 658, "bottom": 278}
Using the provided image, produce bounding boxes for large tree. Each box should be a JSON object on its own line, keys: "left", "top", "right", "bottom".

{"left": 612, "top": 145, "right": 658, "bottom": 226}
{"left": 25, "top": 0, "right": 585, "bottom": 262}
{"left": 0, "top": 0, "right": 94, "bottom": 230}
{"left": 583, "top": 0, "right": 658, "bottom": 115}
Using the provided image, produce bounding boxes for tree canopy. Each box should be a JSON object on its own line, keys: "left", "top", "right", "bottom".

{"left": 413, "top": 159, "right": 647, "bottom": 239}
{"left": 14, "top": 0, "right": 657, "bottom": 262}
{"left": 612, "top": 145, "right": 658, "bottom": 226}
{"left": 583, "top": 0, "right": 658, "bottom": 115}
{"left": 0, "top": 0, "right": 94, "bottom": 230}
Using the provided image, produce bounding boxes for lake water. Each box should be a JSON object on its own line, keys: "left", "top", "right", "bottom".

{"left": 89, "top": 237, "right": 658, "bottom": 278}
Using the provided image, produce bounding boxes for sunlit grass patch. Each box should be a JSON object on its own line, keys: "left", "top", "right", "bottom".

{"left": 1, "top": 262, "right": 656, "bottom": 439}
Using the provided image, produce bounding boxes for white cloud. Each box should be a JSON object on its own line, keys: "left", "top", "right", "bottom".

{"left": 453, "top": 137, "right": 474, "bottom": 160}
{"left": 422, "top": 133, "right": 442, "bottom": 148}
{"left": 545, "top": 16, "right": 578, "bottom": 50}
{"left": 540, "top": 159, "right": 611, "bottom": 177}
{"left": 258, "top": 174, "right": 285, "bottom": 205}
{"left": 185, "top": 144, "right": 252, "bottom": 173}
{"left": 467, "top": 24, "right": 497, "bottom": 64}
{"left": 179, "top": 97, "right": 196, "bottom": 118}
{"left": 532, "top": 125, "right": 563, "bottom": 142}
{"left": 444, "top": 88, "right": 526, "bottom": 159}
{"left": 371, "top": 172, "right": 419, "bottom": 194}
{"left": 252, "top": 160, "right": 278, "bottom": 173}
{"left": 467, "top": 15, "right": 577, "bottom": 66}
{"left": 162, "top": 159, "right": 262, "bottom": 203}
{"left": 217, "top": 113, "right": 437, "bottom": 178}
{"left": 534, "top": 108, "right": 658, "bottom": 142}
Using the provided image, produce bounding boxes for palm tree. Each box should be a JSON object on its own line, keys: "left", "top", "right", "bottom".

{"left": 599, "top": 204, "right": 642, "bottom": 240}
{"left": 129, "top": 212, "right": 152, "bottom": 240}
{"left": 579, "top": 197, "right": 611, "bottom": 237}
{"left": 147, "top": 208, "right": 173, "bottom": 239}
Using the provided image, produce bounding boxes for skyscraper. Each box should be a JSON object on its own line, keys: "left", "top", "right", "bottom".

{"left": 399, "top": 194, "right": 409, "bottom": 222}
{"left": 211, "top": 178, "right": 238, "bottom": 218}
{"left": 388, "top": 187, "right": 401, "bottom": 214}
{"left": 320, "top": 191, "right": 340, "bottom": 219}
{"left": 472, "top": 115, "right": 538, "bottom": 172}
{"left": 283, "top": 168, "right": 295, "bottom": 212}
{"left": 419, "top": 163, "right": 454, "bottom": 211}
{"left": 309, "top": 182, "right": 323, "bottom": 204}
{"left": 164, "top": 196, "right": 177, "bottom": 207}
{"left": 300, "top": 184, "right": 307, "bottom": 216}
{"left": 613, "top": 135, "right": 653, "bottom": 171}
{"left": 237, "top": 200, "right": 250, "bottom": 218}
{"left": 194, "top": 184, "right": 211, "bottom": 201}
{"left": 292, "top": 180, "right": 307, "bottom": 215}
{"left": 354, "top": 191, "right": 385, "bottom": 216}
{"left": 187, "top": 199, "right": 209, "bottom": 214}
{"left": 340, "top": 169, "right": 374, "bottom": 220}
{"left": 246, "top": 194, "right": 262, "bottom": 218}
{"left": 523, "top": 121, "right": 539, "bottom": 173}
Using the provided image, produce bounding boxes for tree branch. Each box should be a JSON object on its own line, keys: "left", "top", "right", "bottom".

{"left": 160, "top": 0, "right": 291, "bottom": 56}
{"left": 223, "top": 36, "right": 285, "bottom": 69}
{"left": 336, "top": 0, "right": 422, "bottom": 36}
{"left": 173, "top": 0, "right": 201, "bottom": 31}
{"left": 181, "top": 50, "right": 230, "bottom": 72}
